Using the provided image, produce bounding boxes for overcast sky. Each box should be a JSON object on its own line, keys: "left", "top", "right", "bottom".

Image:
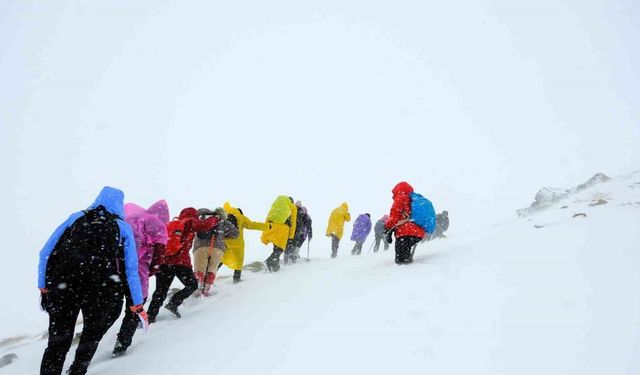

{"left": 1, "top": 1, "right": 639, "bottom": 283}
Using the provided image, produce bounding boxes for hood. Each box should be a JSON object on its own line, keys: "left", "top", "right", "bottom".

{"left": 88, "top": 186, "right": 125, "bottom": 218}
{"left": 340, "top": 202, "right": 349, "bottom": 211}
{"left": 147, "top": 200, "right": 170, "bottom": 224}
{"left": 124, "top": 203, "right": 146, "bottom": 219}
{"left": 392, "top": 181, "right": 414, "bottom": 197}
{"left": 356, "top": 214, "right": 370, "bottom": 223}
{"left": 223, "top": 201, "right": 240, "bottom": 215}
{"left": 179, "top": 207, "right": 198, "bottom": 220}
{"left": 214, "top": 207, "right": 228, "bottom": 220}
{"left": 224, "top": 202, "right": 244, "bottom": 218}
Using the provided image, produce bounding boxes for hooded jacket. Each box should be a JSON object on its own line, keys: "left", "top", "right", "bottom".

{"left": 124, "top": 200, "right": 169, "bottom": 299}
{"left": 350, "top": 214, "right": 372, "bottom": 243}
{"left": 374, "top": 215, "right": 389, "bottom": 238}
{"left": 37, "top": 186, "right": 144, "bottom": 306}
{"left": 193, "top": 217, "right": 239, "bottom": 251}
{"left": 384, "top": 182, "right": 426, "bottom": 239}
{"left": 261, "top": 198, "right": 298, "bottom": 249}
{"left": 221, "top": 203, "right": 268, "bottom": 270}
{"left": 163, "top": 208, "right": 219, "bottom": 267}
{"left": 434, "top": 212, "right": 450, "bottom": 237}
{"left": 325, "top": 203, "right": 351, "bottom": 240}
{"left": 292, "top": 205, "right": 313, "bottom": 248}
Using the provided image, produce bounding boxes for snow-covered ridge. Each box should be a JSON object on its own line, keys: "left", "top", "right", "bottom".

{"left": 516, "top": 171, "right": 640, "bottom": 217}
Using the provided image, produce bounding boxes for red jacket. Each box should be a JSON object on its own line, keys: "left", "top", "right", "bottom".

{"left": 384, "top": 182, "right": 426, "bottom": 239}
{"left": 163, "top": 208, "right": 219, "bottom": 268}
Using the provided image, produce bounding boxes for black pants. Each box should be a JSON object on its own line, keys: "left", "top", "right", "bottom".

{"left": 395, "top": 236, "right": 421, "bottom": 264}
{"left": 330, "top": 235, "right": 340, "bottom": 258}
{"left": 114, "top": 296, "right": 146, "bottom": 352}
{"left": 41, "top": 286, "right": 123, "bottom": 375}
{"left": 147, "top": 265, "right": 197, "bottom": 320}
{"left": 351, "top": 241, "right": 364, "bottom": 255}
{"left": 373, "top": 235, "right": 389, "bottom": 252}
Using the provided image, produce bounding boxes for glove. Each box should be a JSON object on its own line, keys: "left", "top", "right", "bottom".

{"left": 39, "top": 288, "right": 49, "bottom": 312}
{"left": 130, "top": 304, "right": 149, "bottom": 332}
{"left": 384, "top": 230, "right": 394, "bottom": 244}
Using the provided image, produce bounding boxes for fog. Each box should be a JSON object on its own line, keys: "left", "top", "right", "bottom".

{"left": 1, "top": 0, "right": 639, "bottom": 295}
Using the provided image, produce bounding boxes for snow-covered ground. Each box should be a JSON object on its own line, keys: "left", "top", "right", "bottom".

{"left": 3, "top": 172, "right": 639, "bottom": 374}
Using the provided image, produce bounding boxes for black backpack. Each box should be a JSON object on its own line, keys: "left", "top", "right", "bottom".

{"left": 45, "top": 206, "right": 125, "bottom": 290}
{"left": 227, "top": 214, "right": 239, "bottom": 230}
{"left": 196, "top": 227, "right": 216, "bottom": 241}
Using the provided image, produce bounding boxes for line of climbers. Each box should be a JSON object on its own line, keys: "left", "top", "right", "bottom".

{"left": 325, "top": 182, "right": 449, "bottom": 261}
{"left": 37, "top": 181, "right": 448, "bottom": 374}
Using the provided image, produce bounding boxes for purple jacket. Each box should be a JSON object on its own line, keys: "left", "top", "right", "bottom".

{"left": 124, "top": 200, "right": 169, "bottom": 299}
{"left": 350, "top": 214, "right": 372, "bottom": 243}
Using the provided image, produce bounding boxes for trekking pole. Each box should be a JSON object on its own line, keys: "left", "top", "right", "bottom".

{"left": 202, "top": 256, "right": 211, "bottom": 294}
{"left": 367, "top": 241, "right": 375, "bottom": 254}
{"left": 306, "top": 239, "right": 311, "bottom": 262}
{"left": 203, "top": 235, "right": 214, "bottom": 294}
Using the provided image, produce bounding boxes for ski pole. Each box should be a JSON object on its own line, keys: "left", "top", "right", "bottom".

{"left": 367, "top": 241, "right": 375, "bottom": 254}
{"left": 306, "top": 239, "right": 311, "bottom": 261}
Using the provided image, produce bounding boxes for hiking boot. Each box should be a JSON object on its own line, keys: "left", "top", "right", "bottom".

{"left": 164, "top": 303, "right": 182, "bottom": 319}
{"left": 395, "top": 258, "right": 413, "bottom": 265}
{"left": 265, "top": 250, "right": 282, "bottom": 272}
{"left": 112, "top": 341, "right": 127, "bottom": 358}
{"left": 266, "top": 259, "right": 280, "bottom": 272}
{"left": 233, "top": 270, "right": 242, "bottom": 284}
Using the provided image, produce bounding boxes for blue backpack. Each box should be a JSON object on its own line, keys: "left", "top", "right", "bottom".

{"left": 410, "top": 192, "right": 436, "bottom": 233}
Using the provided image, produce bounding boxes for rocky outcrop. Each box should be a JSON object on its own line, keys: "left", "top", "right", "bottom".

{"left": 517, "top": 173, "right": 610, "bottom": 216}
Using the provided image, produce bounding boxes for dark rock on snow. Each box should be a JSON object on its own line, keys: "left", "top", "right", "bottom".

{"left": 517, "top": 173, "right": 610, "bottom": 216}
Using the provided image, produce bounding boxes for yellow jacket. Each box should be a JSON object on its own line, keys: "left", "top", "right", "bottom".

{"left": 221, "top": 202, "right": 268, "bottom": 271}
{"left": 325, "top": 202, "right": 351, "bottom": 240}
{"left": 261, "top": 199, "right": 298, "bottom": 249}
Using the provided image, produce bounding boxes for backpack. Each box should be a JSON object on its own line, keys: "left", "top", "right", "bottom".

{"left": 409, "top": 192, "right": 437, "bottom": 233}
{"left": 196, "top": 226, "right": 216, "bottom": 241}
{"left": 165, "top": 218, "right": 187, "bottom": 257}
{"left": 46, "top": 206, "right": 124, "bottom": 287}
{"left": 227, "top": 214, "right": 239, "bottom": 230}
{"left": 267, "top": 196, "right": 292, "bottom": 224}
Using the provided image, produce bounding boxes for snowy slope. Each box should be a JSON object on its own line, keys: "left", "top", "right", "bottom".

{"left": 2, "top": 172, "right": 639, "bottom": 374}
{"left": 2, "top": 0, "right": 640, "bottom": 348}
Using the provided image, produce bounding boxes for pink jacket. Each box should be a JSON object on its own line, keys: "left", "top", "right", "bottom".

{"left": 124, "top": 200, "right": 169, "bottom": 299}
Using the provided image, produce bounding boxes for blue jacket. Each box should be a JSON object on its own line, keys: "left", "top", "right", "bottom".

{"left": 37, "top": 186, "right": 144, "bottom": 306}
